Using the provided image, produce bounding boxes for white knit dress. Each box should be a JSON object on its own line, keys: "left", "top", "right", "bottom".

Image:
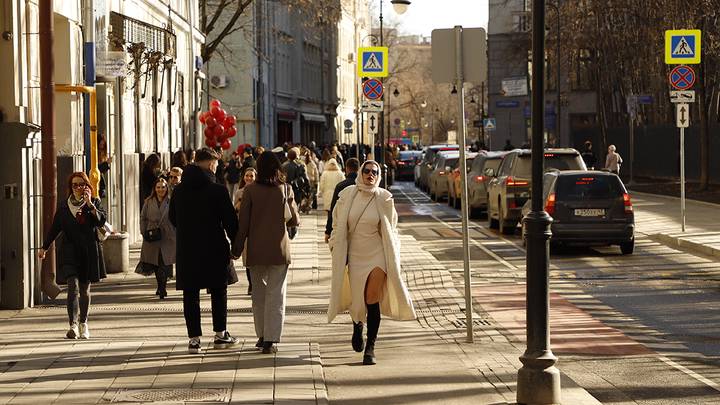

{"left": 346, "top": 190, "right": 387, "bottom": 322}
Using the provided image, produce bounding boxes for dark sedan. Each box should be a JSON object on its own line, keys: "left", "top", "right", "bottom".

{"left": 396, "top": 150, "right": 422, "bottom": 180}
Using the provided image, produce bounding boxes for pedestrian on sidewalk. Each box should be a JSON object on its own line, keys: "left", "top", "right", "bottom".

{"left": 328, "top": 160, "right": 416, "bottom": 365}
{"left": 38, "top": 172, "right": 107, "bottom": 340}
{"left": 324, "top": 158, "right": 360, "bottom": 243}
{"left": 282, "top": 147, "right": 310, "bottom": 209}
{"left": 233, "top": 167, "right": 258, "bottom": 295}
{"left": 167, "top": 167, "right": 183, "bottom": 196}
{"left": 136, "top": 178, "right": 176, "bottom": 299}
{"left": 605, "top": 144, "right": 623, "bottom": 175}
{"left": 303, "top": 149, "right": 320, "bottom": 212}
{"left": 226, "top": 152, "right": 242, "bottom": 198}
{"left": 141, "top": 153, "right": 161, "bottom": 203}
{"left": 581, "top": 140, "right": 597, "bottom": 169}
{"left": 319, "top": 158, "right": 345, "bottom": 211}
{"left": 169, "top": 148, "right": 240, "bottom": 354}
{"left": 232, "top": 151, "right": 299, "bottom": 355}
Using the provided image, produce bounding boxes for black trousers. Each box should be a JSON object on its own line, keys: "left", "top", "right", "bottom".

{"left": 182, "top": 287, "right": 227, "bottom": 338}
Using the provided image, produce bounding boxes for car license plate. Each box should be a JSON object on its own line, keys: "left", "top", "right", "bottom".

{"left": 574, "top": 208, "right": 605, "bottom": 217}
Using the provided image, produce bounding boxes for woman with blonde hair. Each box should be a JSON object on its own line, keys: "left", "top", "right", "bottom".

{"left": 319, "top": 158, "right": 345, "bottom": 211}
{"left": 328, "top": 160, "right": 416, "bottom": 365}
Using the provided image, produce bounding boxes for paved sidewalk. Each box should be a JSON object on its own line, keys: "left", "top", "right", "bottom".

{"left": 0, "top": 208, "right": 602, "bottom": 404}
{"left": 630, "top": 191, "right": 720, "bottom": 258}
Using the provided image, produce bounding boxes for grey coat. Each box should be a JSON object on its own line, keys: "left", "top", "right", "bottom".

{"left": 140, "top": 197, "right": 176, "bottom": 265}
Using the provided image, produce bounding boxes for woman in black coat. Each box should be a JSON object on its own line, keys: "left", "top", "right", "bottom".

{"left": 39, "top": 172, "right": 107, "bottom": 340}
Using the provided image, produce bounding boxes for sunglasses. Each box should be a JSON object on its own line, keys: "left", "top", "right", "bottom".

{"left": 71, "top": 183, "right": 88, "bottom": 189}
{"left": 362, "top": 168, "right": 379, "bottom": 176}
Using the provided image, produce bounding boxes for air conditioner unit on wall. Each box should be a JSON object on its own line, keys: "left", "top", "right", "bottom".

{"left": 210, "top": 75, "right": 228, "bottom": 88}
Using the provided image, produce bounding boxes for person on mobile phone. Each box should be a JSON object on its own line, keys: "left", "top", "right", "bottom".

{"left": 38, "top": 172, "right": 107, "bottom": 340}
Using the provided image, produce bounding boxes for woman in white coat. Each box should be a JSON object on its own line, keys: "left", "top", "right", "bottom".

{"left": 328, "top": 160, "right": 416, "bottom": 365}
{"left": 319, "top": 158, "right": 345, "bottom": 211}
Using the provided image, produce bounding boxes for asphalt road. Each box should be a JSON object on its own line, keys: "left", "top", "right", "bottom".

{"left": 392, "top": 180, "right": 720, "bottom": 405}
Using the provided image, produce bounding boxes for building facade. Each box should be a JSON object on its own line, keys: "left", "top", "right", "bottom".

{"left": 0, "top": 0, "right": 204, "bottom": 309}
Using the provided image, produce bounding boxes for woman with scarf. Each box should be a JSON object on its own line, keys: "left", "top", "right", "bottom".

{"left": 327, "top": 160, "right": 416, "bottom": 365}
{"left": 38, "top": 172, "right": 107, "bottom": 339}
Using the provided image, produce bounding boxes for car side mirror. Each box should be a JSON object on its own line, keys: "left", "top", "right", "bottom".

{"left": 466, "top": 166, "right": 472, "bottom": 173}
{"left": 484, "top": 168, "right": 495, "bottom": 177}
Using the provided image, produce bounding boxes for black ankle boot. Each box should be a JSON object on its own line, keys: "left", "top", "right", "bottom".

{"left": 352, "top": 322, "right": 365, "bottom": 352}
{"left": 363, "top": 338, "right": 376, "bottom": 365}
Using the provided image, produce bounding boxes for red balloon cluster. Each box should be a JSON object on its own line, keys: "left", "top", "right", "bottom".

{"left": 199, "top": 99, "right": 238, "bottom": 150}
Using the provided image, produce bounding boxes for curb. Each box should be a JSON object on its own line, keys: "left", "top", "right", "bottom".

{"left": 629, "top": 190, "right": 720, "bottom": 209}
{"left": 650, "top": 233, "right": 720, "bottom": 258}
{"left": 310, "top": 342, "right": 329, "bottom": 405}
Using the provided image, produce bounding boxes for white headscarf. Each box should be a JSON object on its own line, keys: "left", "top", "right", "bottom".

{"left": 356, "top": 160, "right": 381, "bottom": 194}
{"left": 325, "top": 158, "right": 340, "bottom": 171}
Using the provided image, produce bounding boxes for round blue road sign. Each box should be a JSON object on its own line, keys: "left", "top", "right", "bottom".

{"left": 362, "top": 79, "right": 384, "bottom": 100}
{"left": 669, "top": 65, "right": 696, "bottom": 90}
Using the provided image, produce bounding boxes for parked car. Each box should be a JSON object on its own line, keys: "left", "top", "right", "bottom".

{"left": 396, "top": 150, "right": 422, "bottom": 180}
{"left": 487, "top": 148, "right": 587, "bottom": 234}
{"left": 428, "top": 151, "right": 459, "bottom": 201}
{"left": 416, "top": 144, "right": 460, "bottom": 191}
{"left": 520, "top": 171, "right": 635, "bottom": 254}
{"left": 466, "top": 151, "right": 508, "bottom": 217}
{"left": 447, "top": 153, "right": 478, "bottom": 209}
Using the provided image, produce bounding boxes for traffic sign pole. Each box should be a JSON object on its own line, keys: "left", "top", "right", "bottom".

{"left": 681, "top": 125, "right": 686, "bottom": 232}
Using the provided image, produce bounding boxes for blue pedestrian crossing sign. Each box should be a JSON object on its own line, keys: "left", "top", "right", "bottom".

{"left": 665, "top": 30, "right": 701, "bottom": 64}
{"left": 358, "top": 47, "right": 389, "bottom": 77}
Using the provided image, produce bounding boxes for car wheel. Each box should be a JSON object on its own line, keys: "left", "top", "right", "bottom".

{"left": 454, "top": 197, "right": 461, "bottom": 209}
{"left": 620, "top": 238, "right": 635, "bottom": 255}
{"left": 447, "top": 194, "right": 454, "bottom": 207}
{"left": 487, "top": 199, "right": 499, "bottom": 229}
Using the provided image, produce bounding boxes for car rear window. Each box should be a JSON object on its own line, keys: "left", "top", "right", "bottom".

{"left": 443, "top": 158, "right": 458, "bottom": 168}
{"left": 514, "top": 154, "right": 584, "bottom": 175}
{"left": 399, "top": 151, "right": 420, "bottom": 160}
{"left": 556, "top": 175, "right": 624, "bottom": 200}
{"left": 483, "top": 159, "right": 502, "bottom": 171}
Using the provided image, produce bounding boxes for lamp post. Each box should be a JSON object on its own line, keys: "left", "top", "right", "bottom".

{"left": 516, "top": 0, "right": 561, "bottom": 403}
{"left": 378, "top": 0, "right": 411, "bottom": 187}
{"left": 546, "top": 1, "right": 561, "bottom": 146}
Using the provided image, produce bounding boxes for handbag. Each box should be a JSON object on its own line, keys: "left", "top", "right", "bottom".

{"left": 227, "top": 260, "right": 239, "bottom": 285}
{"left": 143, "top": 227, "right": 162, "bottom": 242}
{"left": 282, "top": 184, "right": 300, "bottom": 239}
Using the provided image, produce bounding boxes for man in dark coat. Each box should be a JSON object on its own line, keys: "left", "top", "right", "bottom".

{"left": 324, "top": 158, "right": 360, "bottom": 243}
{"left": 169, "top": 148, "right": 239, "bottom": 354}
{"left": 282, "top": 148, "right": 310, "bottom": 207}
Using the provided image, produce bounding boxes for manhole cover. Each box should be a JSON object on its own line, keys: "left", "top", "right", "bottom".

{"left": 112, "top": 388, "right": 230, "bottom": 403}
{"left": 450, "top": 318, "right": 492, "bottom": 328}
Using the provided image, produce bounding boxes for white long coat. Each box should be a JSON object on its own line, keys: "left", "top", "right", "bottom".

{"left": 327, "top": 185, "right": 416, "bottom": 323}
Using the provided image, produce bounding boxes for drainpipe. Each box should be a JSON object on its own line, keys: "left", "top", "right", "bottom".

{"left": 39, "top": 0, "right": 60, "bottom": 299}
{"left": 83, "top": 0, "right": 96, "bottom": 170}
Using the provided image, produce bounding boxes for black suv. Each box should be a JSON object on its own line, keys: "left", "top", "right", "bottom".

{"left": 521, "top": 171, "right": 635, "bottom": 254}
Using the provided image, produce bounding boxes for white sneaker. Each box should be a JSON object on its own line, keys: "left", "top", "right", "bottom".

{"left": 79, "top": 323, "right": 90, "bottom": 339}
{"left": 188, "top": 337, "right": 202, "bottom": 354}
{"left": 66, "top": 324, "right": 79, "bottom": 339}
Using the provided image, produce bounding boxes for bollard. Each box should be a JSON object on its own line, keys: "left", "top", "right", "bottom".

{"left": 104, "top": 232, "right": 129, "bottom": 273}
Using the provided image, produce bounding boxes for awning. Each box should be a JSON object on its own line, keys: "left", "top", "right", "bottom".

{"left": 277, "top": 111, "right": 297, "bottom": 121}
{"left": 301, "top": 113, "right": 326, "bottom": 123}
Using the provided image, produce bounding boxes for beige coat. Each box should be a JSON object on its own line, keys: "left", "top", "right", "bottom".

{"left": 319, "top": 159, "right": 345, "bottom": 209}
{"left": 327, "top": 185, "right": 416, "bottom": 323}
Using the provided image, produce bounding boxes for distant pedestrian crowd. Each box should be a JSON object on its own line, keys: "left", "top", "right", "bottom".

{"left": 39, "top": 140, "right": 417, "bottom": 364}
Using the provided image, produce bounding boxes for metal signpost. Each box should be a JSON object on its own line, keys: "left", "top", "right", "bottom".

{"left": 666, "top": 29, "right": 700, "bottom": 233}
{"left": 431, "top": 26, "right": 486, "bottom": 344}
{"left": 367, "top": 112, "right": 379, "bottom": 138}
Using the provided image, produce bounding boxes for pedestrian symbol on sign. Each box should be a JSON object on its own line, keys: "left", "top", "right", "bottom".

{"left": 363, "top": 52, "right": 383, "bottom": 72}
{"left": 672, "top": 36, "right": 694, "bottom": 57}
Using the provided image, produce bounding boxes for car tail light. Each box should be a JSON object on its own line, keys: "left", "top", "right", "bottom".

{"left": 506, "top": 176, "right": 529, "bottom": 186}
{"left": 474, "top": 175, "right": 485, "bottom": 183}
{"left": 398, "top": 161, "right": 406, "bottom": 166}
{"left": 623, "top": 193, "right": 633, "bottom": 213}
{"left": 545, "top": 193, "right": 556, "bottom": 215}
{"left": 438, "top": 171, "right": 446, "bottom": 175}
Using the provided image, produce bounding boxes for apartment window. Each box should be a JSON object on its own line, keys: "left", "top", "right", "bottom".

{"left": 571, "top": 48, "right": 593, "bottom": 90}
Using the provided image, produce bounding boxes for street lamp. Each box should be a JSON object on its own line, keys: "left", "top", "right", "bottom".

{"left": 546, "top": 1, "right": 561, "bottom": 146}
{"left": 377, "top": 0, "right": 411, "bottom": 187}
{"left": 516, "top": 0, "right": 561, "bottom": 403}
